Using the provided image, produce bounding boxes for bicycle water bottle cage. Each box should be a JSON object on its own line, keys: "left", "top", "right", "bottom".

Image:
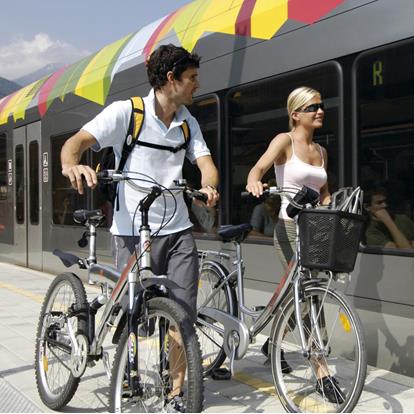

{"left": 218, "top": 224, "right": 252, "bottom": 243}
{"left": 286, "top": 185, "right": 319, "bottom": 218}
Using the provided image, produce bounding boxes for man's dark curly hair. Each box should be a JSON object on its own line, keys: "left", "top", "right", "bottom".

{"left": 147, "top": 44, "right": 200, "bottom": 90}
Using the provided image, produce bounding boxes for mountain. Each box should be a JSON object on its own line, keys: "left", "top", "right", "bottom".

{"left": 0, "top": 77, "right": 21, "bottom": 98}
{"left": 14, "top": 63, "right": 65, "bottom": 87}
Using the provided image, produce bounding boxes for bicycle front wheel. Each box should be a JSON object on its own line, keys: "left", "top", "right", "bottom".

{"left": 34, "top": 273, "right": 87, "bottom": 410}
{"left": 270, "top": 286, "right": 366, "bottom": 413}
{"left": 109, "top": 297, "right": 203, "bottom": 413}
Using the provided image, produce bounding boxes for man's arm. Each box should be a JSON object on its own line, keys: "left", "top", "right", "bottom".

{"left": 374, "top": 209, "right": 412, "bottom": 249}
{"left": 61, "top": 129, "right": 98, "bottom": 194}
{"left": 195, "top": 155, "right": 219, "bottom": 208}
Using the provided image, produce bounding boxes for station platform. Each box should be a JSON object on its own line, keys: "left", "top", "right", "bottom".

{"left": 0, "top": 262, "right": 413, "bottom": 413}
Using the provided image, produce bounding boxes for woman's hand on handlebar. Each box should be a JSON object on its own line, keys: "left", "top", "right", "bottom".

{"left": 245, "top": 181, "right": 268, "bottom": 197}
{"left": 62, "top": 164, "right": 98, "bottom": 195}
{"left": 199, "top": 186, "right": 219, "bottom": 208}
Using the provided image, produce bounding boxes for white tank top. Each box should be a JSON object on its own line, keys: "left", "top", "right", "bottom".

{"left": 274, "top": 133, "right": 327, "bottom": 220}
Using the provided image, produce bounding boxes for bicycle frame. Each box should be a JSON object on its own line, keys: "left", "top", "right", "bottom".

{"left": 67, "top": 186, "right": 181, "bottom": 362}
{"left": 199, "top": 187, "right": 363, "bottom": 364}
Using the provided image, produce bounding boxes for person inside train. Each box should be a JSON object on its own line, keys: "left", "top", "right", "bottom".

{"left": 245, "top": 86, "right": 345, "bottom": 403}
{"left": 364, "top": 187, "right": 414, "bottom": 249}
{"left": 60, "top": 43, "right": 219, "bottom": 411}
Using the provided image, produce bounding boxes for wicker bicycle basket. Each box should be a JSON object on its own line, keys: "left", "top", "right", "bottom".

{"left": 298, "top": 209, "right": 365, "bottom": 273}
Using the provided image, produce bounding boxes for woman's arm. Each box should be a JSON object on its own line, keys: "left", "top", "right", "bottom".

{"left": 246, "top": 133, "right": 290, "bottom": 197}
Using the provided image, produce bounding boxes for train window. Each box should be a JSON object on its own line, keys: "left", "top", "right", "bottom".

{"left": 91, "top": 151, "right": 112, "bottom": 228}
{"left": 357, "top": 41, "right": 414, "bottom": 252}
{"left": 29, "top": 141, "right": 39, "bottom": 225}
{"left": 228, "top": 64, "right": 340, "bottom": 240}
{"left": 15, "top": 145, "right": 24, "bottom": 224}
{"left": 51, "top": 132, "right": 88, "bottom": 226}
{"left": 183, "top": 95, "right": 220, "bottom": 235}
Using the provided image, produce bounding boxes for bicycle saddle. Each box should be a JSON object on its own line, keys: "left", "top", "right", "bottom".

{"left": 73, "top": 209, "right": 105, "bottom": 225}
{"left": 218, "top": 223, "right": 252, "bottom": 243}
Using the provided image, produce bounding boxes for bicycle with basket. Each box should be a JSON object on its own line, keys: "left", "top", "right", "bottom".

{"left": 196, "top": 185, "right": 367, "bottom": 413}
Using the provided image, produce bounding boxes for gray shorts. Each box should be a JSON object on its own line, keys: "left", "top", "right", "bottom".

{"left": 111, "top": 228, "right": 199, "bottom": 323}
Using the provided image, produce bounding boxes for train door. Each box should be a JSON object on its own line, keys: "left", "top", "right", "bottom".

{"left": 13, "top": 122, "right": 42, "bottom": 269}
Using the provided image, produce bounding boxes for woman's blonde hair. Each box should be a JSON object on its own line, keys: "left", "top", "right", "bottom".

{"left": 287, "top": 86, "right": 321, "bottom": 130}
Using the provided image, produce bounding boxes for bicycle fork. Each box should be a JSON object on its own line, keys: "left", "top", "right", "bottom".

{"left": 293, "top": 276, "right": 329, "bottom": 359}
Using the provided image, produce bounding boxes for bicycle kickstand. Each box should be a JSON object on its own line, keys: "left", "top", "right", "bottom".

{"left": 228, "top": 332, "right": 238, "bottom": 375}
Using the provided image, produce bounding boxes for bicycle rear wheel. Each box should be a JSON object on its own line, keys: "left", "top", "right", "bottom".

{"left": 270, "top": 286, "right": 366, "bottom": 413}
{"left": 34, "top": 273, "right": 87, "bottom": 410}
{"left": 110, "top": 297, "right": 203, "bottom": 413}
{"left": 196, "top": 262, "right": 237, "bottom": 374}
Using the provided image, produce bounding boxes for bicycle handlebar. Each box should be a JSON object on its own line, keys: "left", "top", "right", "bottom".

{"left": 241, "top": 185, "right": 319, "bottom": 213}
{"left": 97, "top": 169, "right": 208, "bottom": 204}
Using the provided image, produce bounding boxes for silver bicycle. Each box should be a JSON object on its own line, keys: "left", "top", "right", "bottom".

{"left": 196, "top": 186, "right": 367, "bottom": 412}
{"left": 34, "top": 171, "right": 204, "bottom": 413}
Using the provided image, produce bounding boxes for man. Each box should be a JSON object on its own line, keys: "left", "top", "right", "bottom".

{"left": 61, "top": 44, "right": 219, "bottom": 410}
{"left": 364, "top": 188, "right": 414, "bottom": 249}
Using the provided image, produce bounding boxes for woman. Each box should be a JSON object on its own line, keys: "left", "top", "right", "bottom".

{"left": 246, "top": 86, "right": 330, "bottom": 267}
{"left": 246, "top": 87, "right": 343, "bottom": 404}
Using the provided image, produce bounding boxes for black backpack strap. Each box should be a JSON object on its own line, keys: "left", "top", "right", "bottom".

{"left": 134, "top": 119, "right": 191, "bottom": 153}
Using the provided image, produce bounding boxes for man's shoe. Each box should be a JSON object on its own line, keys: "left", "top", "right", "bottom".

{"left": 261, "top": 338, "right": 293, "bottom": 373}
{"left": 165, "top": 392, "right": 186, "bottom": 413}
{"left": 315, "top": 376, "right": 345, "bottom": 404}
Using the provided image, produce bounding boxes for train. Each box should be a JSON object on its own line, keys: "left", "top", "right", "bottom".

{"left": 1, "top": 0, "right": 414, "bottom": 378}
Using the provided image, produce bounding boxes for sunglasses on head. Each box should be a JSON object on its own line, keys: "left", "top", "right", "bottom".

{"left": 298, "top": 102, "right": 325, "bottom": 113}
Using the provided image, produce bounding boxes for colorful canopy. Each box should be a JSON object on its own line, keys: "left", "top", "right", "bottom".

{"left": 0, "top": 0, "right": 345, "bottom": 126}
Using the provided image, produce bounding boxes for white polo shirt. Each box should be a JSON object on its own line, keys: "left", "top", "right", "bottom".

{"left": 82, "top": 89, "right": 211, "bottom": 236}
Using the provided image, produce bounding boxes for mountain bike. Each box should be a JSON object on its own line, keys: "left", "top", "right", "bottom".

{"left": 34, "top": 170, "right": 204, "bottom": 413}
{"left": 196, "top": 186, "right": 367, "bottom": 412}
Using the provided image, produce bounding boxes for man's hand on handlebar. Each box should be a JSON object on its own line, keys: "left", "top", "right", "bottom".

{"left": 199, "top": 186, "right": 219, "bottom": 208}
{"left": 62, "top": 164, "right": 98, "bottom": 195}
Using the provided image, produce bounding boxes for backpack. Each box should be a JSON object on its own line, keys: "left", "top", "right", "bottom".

{"left": 96, "top": 96, "right": 191, "bottom": 209}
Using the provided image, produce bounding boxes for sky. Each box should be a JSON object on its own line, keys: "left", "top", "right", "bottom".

{"left": 0, "top": 0, "right": 192, "bottom": 81}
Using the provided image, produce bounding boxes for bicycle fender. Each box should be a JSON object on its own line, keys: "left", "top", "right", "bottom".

{"left": 53, "top": 249, "right": 84, "bottom": 268}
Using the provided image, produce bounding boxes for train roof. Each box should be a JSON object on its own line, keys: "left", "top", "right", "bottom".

{"left": 0, "top": 0, "right": 412, "bottom": 128}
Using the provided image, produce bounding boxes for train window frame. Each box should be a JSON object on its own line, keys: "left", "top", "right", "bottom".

{"left": 29, "top": 141, "right": 40, "bottom": 225}
{"left": 224, "top": 60, "right": 344, "bottom": 245}
{"left": 184, "top": 93, "right": 221, "bottom": 239}
{"left": 353, "top": 37, "right": 414, "bottom": 257}
{"left": 15, "top": 144, "right": 25, "bottom": 225}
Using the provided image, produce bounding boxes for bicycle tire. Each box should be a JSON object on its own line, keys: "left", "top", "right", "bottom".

{"left": 109, "top": 297, "right": 203, "bottom": 413}
{"left": 34, "top": 272, "right": 88, "bottom": 410}
{"left": 270, "top": 286, "right": 366, "bottom": 413}
{"left": 196, "top": 261, "right": 237, "bottom": 375}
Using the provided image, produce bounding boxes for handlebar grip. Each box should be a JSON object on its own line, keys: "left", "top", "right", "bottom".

{"left": 241, "top": 189, "right": 269, "bottom": 199}
{"left": 187, "top": 190, "right": 208, "bottom": 203}
{"left": 96, "top": 170, "right": 117, "bottom": 182}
